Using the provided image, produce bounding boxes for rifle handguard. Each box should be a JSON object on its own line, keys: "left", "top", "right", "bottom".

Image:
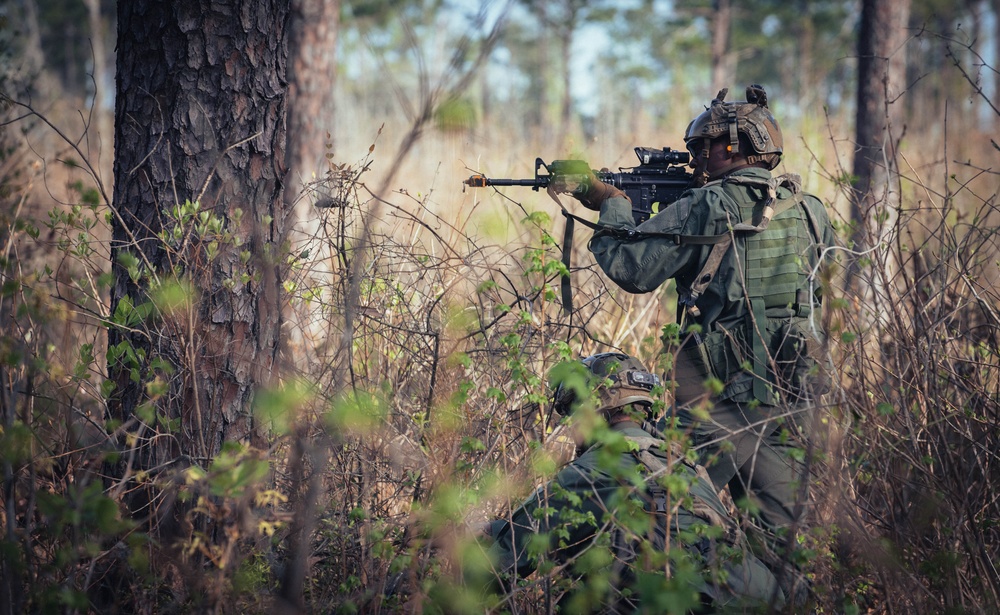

{"left": 577, "top": 178, "right": 626, "bottom": 211}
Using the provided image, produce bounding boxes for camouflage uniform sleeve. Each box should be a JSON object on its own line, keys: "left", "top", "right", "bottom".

{"left": 486, "top": 454, "right": 621, "bottom": 580}
{"left": 588, "top": 191, "right": 720, "bottom": 294}
{"left": 801, "top": 194, "right": 836, "bottom": 248}
{"left": 485, "top": 485, "right": 544, "bottom": 578}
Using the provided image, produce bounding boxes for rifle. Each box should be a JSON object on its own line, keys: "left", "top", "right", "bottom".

{"left": 464, "top": 146, "right": 693, "bottom": 224}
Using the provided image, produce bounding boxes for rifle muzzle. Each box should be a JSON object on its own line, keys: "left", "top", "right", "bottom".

{"left": 464, "top": 174, "right": 489, "bottom": 188}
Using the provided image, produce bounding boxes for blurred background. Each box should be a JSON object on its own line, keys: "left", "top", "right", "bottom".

{"left": 2, "top": 1, "right": 1000, "bottom": 613}
{"left": 6, "top": 0, "right": 997, "bottom": 226}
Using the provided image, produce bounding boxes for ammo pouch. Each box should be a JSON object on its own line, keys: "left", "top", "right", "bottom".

{"left": 672, "top": 325, "right": 749, "bottom": 406}
{"left": 672, "top": 318, "right": 830, "bottom": 406}
{"left": 770, "top": 318, "right": 830, "bottom": 403}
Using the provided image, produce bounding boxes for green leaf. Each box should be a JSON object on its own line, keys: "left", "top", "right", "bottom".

{"left": 100, "top": 379, "right": 117, "bottom": 398}
{"left": 326, "top": 390, "right": 386, "bottom": 435}
{"left": 116, "top": 250, "right": 142, "bottom": 282}
{"left": 206, "top": 444, "right": 270, "bottom": 498}
{"left": 522, "top": 210, "right": 551, "bottom": 226}
{"left": 110, "top": 295, "right": 134, "bottom": 327}
{"left": 254, "top": 380, "right": 314, "bottom": 436}
{"left": 0, "top": 422, "right": 32, "bottom": 464}
{"left": 151, "top": 277, "right": 196, "bottom": 318}
{"left": 1, "top": 279, "right": 20, "bottom": 297}
{"left": 460, "top": 436, "right": 486, "bottom": 454}
{"left": 135, "top": 402, "right": 155, "bottom": 424}
{"left": 485, "top": 387, "right": 506, "bottom": 403}
{"left": 876, "top": 402, "right": 894, "bottom": 416}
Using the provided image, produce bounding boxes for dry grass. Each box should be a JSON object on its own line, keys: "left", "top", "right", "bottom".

{"left": 3, "top": 32, "right": 1000, "bottom": 614}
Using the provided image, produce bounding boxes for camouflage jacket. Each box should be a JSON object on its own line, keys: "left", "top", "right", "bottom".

{"left": 485, "top": 421, "right": 782, "bottom": 612}
{"left": 589, "top": 167, "right": 835, "bottom": 405}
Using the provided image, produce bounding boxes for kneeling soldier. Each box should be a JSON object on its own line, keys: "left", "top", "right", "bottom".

{"left": 482, "top": 352, "right": 784, "bottom": 613}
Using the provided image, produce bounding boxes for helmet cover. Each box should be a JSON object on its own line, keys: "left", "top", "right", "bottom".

{"left": 552, "top": 353, "right": 660, "bottom": 416}
{"left": 683, "top": 84, "right": 783, "bottom": 168}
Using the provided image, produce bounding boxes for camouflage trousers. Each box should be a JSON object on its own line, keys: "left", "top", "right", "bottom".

{"left": 670, "top": 399, "right": 815, "bottom": 539}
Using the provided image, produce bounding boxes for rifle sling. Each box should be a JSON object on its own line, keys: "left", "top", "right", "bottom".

{"left": 553, "top": 203, "right": 734, "bottom": 317}
{"left": 563, "top": 209, "right": 732, "bottom": 245}
{"left": 561, "top": 215, "right": 575, "bottom": 314}
{"left": 546, "top": 185, "right": 577, "bottom": 316}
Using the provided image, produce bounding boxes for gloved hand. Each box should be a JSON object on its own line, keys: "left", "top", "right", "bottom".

{"left": 551, "top": 167, "right": 626, "bottom": 211}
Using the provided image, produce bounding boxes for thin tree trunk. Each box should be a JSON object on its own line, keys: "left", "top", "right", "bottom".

{"left": 849, "top": 0, "right": 911, "bottom": 292}
{"left": 83, "top": 0, "right": 113, "bottom": 191}
{"left": 795, "top": 0, "right": 816, "bottom": 107}
{"left": 281, "top": 7, "right": 339, "bottom": 607}
{"left": 286, "top": 0, "right": 340, "bottom": 213}
{"left": 531, "top": 1, "right": 554, "bottom": 144}
{"left": 18, "top": 0, "right": 46, "bottom": 81}
{"left": 558, "top": 25, "right": 574, "bottom": 149}
{"left": 710, "top": 0, "right": 731, "bottom": 93}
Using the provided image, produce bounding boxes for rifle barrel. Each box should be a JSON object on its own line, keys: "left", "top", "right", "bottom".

{"left": 464, "top": 175, "right": 547, "bottom": 189}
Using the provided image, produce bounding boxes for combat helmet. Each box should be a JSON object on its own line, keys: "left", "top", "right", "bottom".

{"left": 552, "top": 352, "right": 660, "bottom": 416}
{"left": 684, "top": 84, "right": 783, "bottom": 170}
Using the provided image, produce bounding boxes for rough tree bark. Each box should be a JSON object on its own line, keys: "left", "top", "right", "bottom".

{"left": 110, "top": 0, "right": 289, "bottom": 464}
{"left": 279, "top": 6, "right": 340, "bottom": 608}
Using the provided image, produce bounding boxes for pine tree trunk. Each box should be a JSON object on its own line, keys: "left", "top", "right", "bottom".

{"left": 795, "top": 0, "right": 815, "bottom": 107}
{"left": 110, "top": 0, "right": 288, "bottom": 465}
{"left": 850, "top": 0, "right": 910, "bottom": 289}
{"left": 83, "top": 0, "right": 113, "bottom": 190}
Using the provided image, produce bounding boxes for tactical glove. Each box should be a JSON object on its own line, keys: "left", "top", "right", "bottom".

{"left": 552, "top": 168, "right": 626, "bottom": 211}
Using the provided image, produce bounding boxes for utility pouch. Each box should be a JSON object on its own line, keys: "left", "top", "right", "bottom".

{"left": 672, "top": 326, "right": 746, "bottom": 405}
{"left": 773, "top": 319, "right": 830, "bottom": 402}
{"left": 672, "top": 338, "right": 713, "bottom": 405}
{"left": 705, "top": 325, "right": 747, "bottom": 398}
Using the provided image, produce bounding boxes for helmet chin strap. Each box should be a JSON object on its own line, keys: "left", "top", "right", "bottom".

{"left": 692, "top": 138, "right": 750, "bottom": 184}
{"left": 691, "top": 138, "right": 712, "bottom": 187}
